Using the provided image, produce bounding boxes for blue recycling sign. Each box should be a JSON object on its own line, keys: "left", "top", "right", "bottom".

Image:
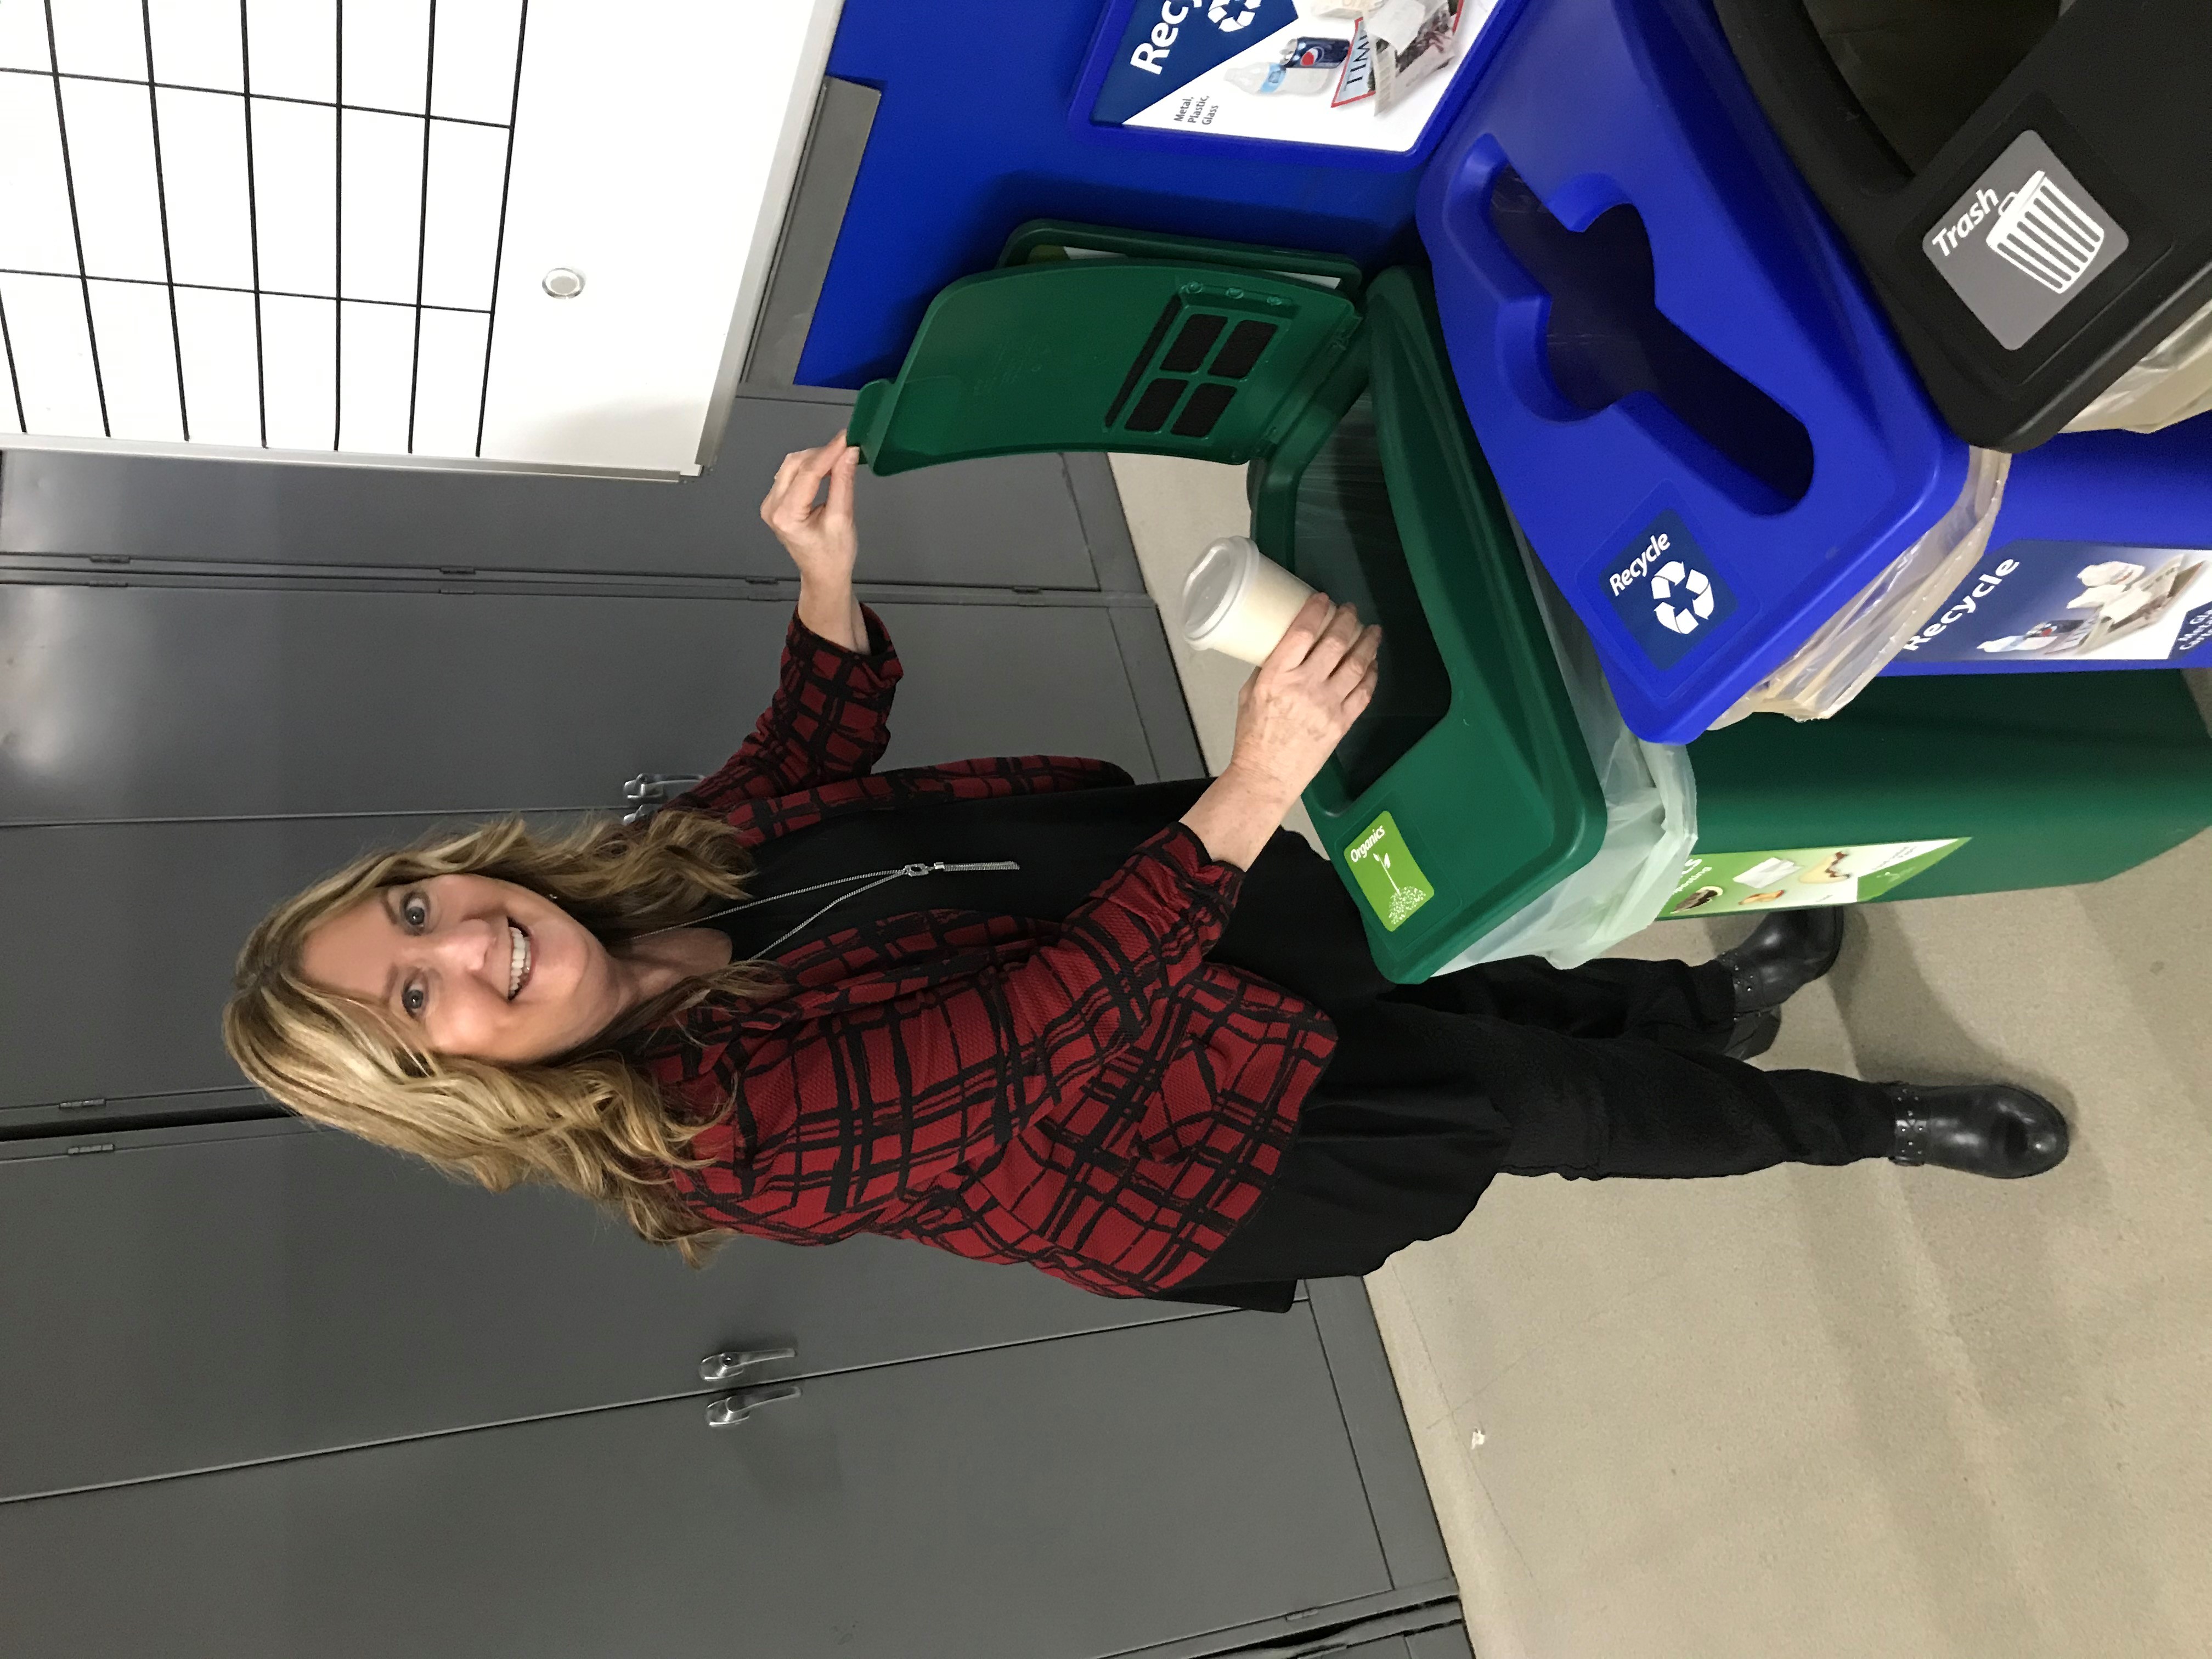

{"left": 1599, "top": 509, "right": 1739, "bottom": 670}
{"left": 1093, "top": 0, "right": 1302, "bottom": 125}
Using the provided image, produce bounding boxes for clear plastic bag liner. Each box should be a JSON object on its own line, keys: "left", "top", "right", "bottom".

{"left": 1432, "top": 526, "right": 1699, "bottom": 973}
{"left": 1713, "top": 446, "right": 2011, "bottom": 728}
{"left": 2063, "top": 289, "right": 2212, "bottom": 436}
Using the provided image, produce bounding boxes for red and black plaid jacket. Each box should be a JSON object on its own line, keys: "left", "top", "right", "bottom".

{"left": 626, "top": 608, "right": 1338, "bottom": 1296}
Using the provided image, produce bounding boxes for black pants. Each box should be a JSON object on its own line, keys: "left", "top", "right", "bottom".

{"left": 1166, "top": 950, "right": 1898, "bottom": 1309}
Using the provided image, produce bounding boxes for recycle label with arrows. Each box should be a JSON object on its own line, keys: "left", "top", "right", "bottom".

{"left": 1600, "top": 507, "right": 1740, "bottom": 669}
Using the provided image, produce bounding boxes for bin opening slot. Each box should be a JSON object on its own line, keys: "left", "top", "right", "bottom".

{"left": 1288, "top": 391, "right": 1454, "bottom": 800}
{"left": 1486, "top": 165, "right": 1816, "bottom": 515}
{"left": 1799, "top": 0, "right": 2063, "bottom": 174}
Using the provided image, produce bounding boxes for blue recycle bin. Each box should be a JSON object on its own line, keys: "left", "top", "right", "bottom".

{"left": 1884, "top": 414, "right": 2212, "bottom": 677}
{"left": 1413, "top": 0, "right": 1972, "bottom": 744}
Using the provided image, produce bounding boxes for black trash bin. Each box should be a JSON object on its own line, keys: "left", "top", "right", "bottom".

{"left": 1713, "top": 0, "right": 2212, "bottom": 450}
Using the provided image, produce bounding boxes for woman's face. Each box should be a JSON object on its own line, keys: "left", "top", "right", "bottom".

{"left": 300, "top": 874, "right": 630, "bottom": 1064}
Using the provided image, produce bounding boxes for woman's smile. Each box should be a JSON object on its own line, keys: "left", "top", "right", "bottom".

{"left": 507, "top": 921, "right": 533, "bottom": 1000}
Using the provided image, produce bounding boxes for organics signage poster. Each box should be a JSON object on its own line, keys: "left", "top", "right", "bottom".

{"left": 1664, "top": 840, "right": 1968, "bottom": 917}
{"left": 1092, "top": 0, "right": 1496, "bottom": 153}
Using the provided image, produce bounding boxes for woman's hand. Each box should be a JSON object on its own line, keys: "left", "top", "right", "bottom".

{"left": 1182, "top": 594, "right": 1381, "bottom": 870}
{"left": 760, "top": 431, "right": 867, "bottom": 652}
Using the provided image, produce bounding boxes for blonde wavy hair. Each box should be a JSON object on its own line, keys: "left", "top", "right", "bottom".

{"left": 224, "top": 811, "right": 778, "bottom": 1265}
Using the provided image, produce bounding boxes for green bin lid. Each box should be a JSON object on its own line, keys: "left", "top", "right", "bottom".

{"left": 850, "top": 255, "right": 1361, "bottom": 476}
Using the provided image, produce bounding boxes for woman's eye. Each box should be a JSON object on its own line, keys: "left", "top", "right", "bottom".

{"left": 403, "top": 895, "right": 428, "bottom": 930}
{"left": 402, "top": 982, "right": 427, "bottom": 1018}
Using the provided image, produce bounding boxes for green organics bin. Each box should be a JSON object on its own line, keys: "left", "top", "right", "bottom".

{"left": 852, "top": 223, "right": 1606, "bottom": 981}
{"left": 1659, "top": 671, "right": 2212, "bottom": 922}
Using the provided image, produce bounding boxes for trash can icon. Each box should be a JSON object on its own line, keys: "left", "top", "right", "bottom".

{"left": 1987, "top": 170, "right": 2107, "bottom": 295}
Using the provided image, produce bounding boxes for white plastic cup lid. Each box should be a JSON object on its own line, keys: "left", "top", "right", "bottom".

{"left": 1182, "top": 536, "right": 1258, "bottom": 644}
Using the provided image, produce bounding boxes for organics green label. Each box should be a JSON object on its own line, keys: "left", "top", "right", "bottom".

{"left": 1345, "top": 811, "right": 1434, "bottom": 931}
{"left": 1665, "top": 838, "right": 1969, "bottom": 917}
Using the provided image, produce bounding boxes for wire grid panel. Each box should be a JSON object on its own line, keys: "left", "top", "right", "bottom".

{"left": 0, "top": 1, "right": 800, "bottom": 476}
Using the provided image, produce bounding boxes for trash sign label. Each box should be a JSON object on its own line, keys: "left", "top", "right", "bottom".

{"left": 1345, "top": 811, "right": 1435, "bottom": 931}
{"left": 1600, "top": 508, "right": 1739, "bottom": 670}
{"left": 1922, "top": 131, "right": 2128, "bottom": 351}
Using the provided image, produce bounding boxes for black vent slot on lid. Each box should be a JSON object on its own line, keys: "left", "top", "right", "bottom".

{"left": 1104, "top": 297, "right": 1185, "bottom": 427}
{"left": 1171, "top": 383, "right": 1237, "bottom": 437}
{"left": 1125, "top": 379, "right": 1189, "bottom": 432}
{"left": 1162, "top": 313, "right": 1228, "bottom": 373}
{"left": 1209, "top": 319, "right": 1278, "bottom": 379}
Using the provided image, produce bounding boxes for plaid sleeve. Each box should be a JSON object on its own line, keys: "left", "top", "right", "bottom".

{"left": 699, "top": 825, "right": 1246, "bottom": 1227}
{"left": 669, "top": 606, "right": 902, "bottom": 814}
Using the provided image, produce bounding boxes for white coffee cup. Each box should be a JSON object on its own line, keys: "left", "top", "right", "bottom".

{"left": 1181, "top": 535, "right": 1317, "bottom": 665}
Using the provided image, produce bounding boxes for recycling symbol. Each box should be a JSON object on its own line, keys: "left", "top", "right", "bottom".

{"left": 1651, "top": 560, "right": 1716, "bottom": 635}
{"left": 1208, "top": 0, "right": 1264, "bottom": 30}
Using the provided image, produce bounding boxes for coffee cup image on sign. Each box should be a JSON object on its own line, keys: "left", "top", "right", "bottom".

{"left": 1795, "top": 850, "right": 1857, "bottom": 887}
{"left": 1671, "top": 884, "right": 1726, "bottom": 915}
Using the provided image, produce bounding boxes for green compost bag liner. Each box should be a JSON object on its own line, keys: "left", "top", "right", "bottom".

{"left": 1434, "top": 532, "right": 1699, "bottom": 972}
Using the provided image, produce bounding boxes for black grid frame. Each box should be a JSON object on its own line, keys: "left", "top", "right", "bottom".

{"left": 0, "top": 0, "right": 531, "bottom": 456}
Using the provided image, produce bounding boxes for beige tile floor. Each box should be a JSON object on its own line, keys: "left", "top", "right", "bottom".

{"left": 1111, "top": 454, "right": 2212, "bottom": 1659}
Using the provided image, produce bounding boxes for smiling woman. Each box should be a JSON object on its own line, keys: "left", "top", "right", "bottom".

{"left": 224, "top": 808, "right": 779, "bottom": 1257}
{"left": 223, "top": 433, "right": 2067, "bottom": 1307}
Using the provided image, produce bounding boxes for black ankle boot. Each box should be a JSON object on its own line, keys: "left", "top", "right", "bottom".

{"left": 1723, "top": 1007, "right": 1781, "bottom": 1062}
{"left": 1884, "top": 1083, "right": 2070, "bottom": 1178}
{"left": 1716, "top": 907, "right": 1846, "bottom": 1013}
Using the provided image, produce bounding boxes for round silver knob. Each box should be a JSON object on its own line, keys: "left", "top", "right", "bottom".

{"left": 541, "top": 267, "right": 585, "bottom": 299}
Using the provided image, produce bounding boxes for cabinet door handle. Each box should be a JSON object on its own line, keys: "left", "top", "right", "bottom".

{"left": 706, "top": 1383, "right": 800, "bottom": 1429}
{"left": 620, "top": 772, "right": 706, "bottom": 825}
{"left": 698, "top": 1345, "right": 796, "bottom": 1383}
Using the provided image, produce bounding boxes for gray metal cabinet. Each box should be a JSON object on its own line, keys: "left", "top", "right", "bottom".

{"left": 0, "top": 590, "right": 1176, "bottom": 1124}
{"left": 0, "top": 814, "right": 500, "bottom": 1118}
{"left": 0, "top": 1307, "right": 1390, "bottom": 1659}
{"left": 0, "top": 584, "right": 1165, "bottom": 827}
{"left": 0, "top": 392, "right": 1108, "bottom": 590}
{"left": 0, "top": 1125, "right": 1200, "bottom": 1503}
{"left": 1333, "top": 1628, "right": 1477, "bottom": 1659}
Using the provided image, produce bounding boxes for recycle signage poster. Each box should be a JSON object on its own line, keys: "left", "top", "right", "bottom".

{"left": 1090, "top": 0, "right": 1498, "bottom": 153}
{"left": 1892, "top": 538, "right": 2212, "bottom": 669}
